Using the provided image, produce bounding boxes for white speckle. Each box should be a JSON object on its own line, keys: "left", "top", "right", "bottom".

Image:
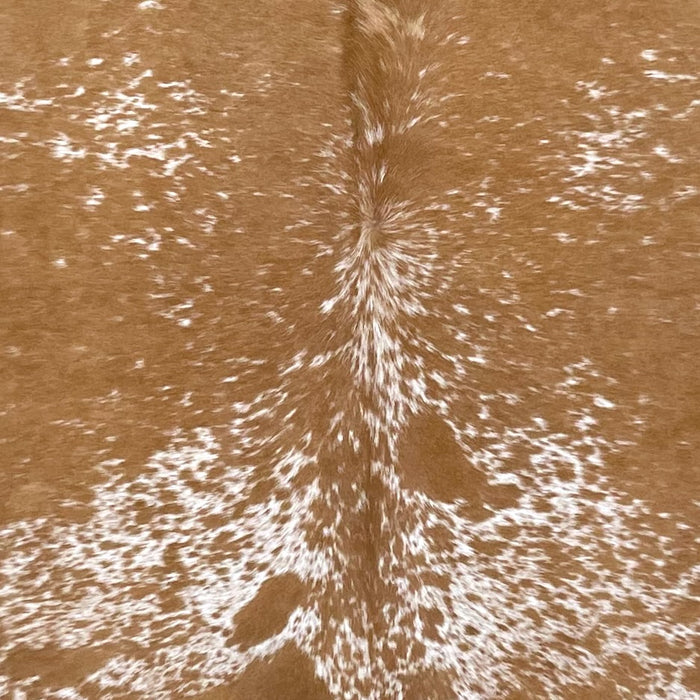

{"left": 640, "top": 49, "right": 658, "bottom": 62}
{"left": 672, "top": 185, "right": 697, "bottom": 201}
{"left": 137, "top": 0, "right": 164, "bottom": 9}
{"left": 593, "top": 396, "right": 615, "bottom": 409}
{"left": 53, "top": 258, "right": 67, "bottom": 268}
{"left": 87, "top": 57, "right": 104, "bottom": 67}
{"left": 123, "top": 53, "right": 140, "bottom": 66}
{"left": 309, "top": 354, "right": 329, "bottom": 368}
{"left": 546, "top": 308, "right": 565, "bottom": 318}
{"left": 486, "top": 206, "right": 501, "bottom": 222}
{"left": 178, "top": 318, "right": 192, "bottom": 328}
{"left": 320, "top": 298, "right": 336, "bottom": 315}
{"left": 116, "top": 118, "right": 140, "bottom": 133}
{"left": 644, "top": 70, "right": 696, "bottom": 83}
{"left": 51, "top": 133, "right": 86, "bottom": 161}
{"left": 364, "top": 123, "right": 384, "bottom": 146}
{"left": 134, "top": 358, "right": 145, "bottom": 369}
{"left": 576, "top": 412, "right": 597, "bottom": 431}
{"left": 163, "top": 154, "right": 192, "bottom": 177}
{"left": 554, "top": 232, "right": 575, "bottom": 244}
{"left": 85, "top": 187, "right": 104, "bottom": 209}
{"left": 653, "top": 145, "right": 682, "bottom": 163}
{"left": 215, "top": 191, "right": 229, "bottom": 200}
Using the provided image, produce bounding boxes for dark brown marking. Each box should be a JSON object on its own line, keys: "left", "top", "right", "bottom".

{"left": 2, "top": 644, "right": 115, "bottom": 688}
{"left": 230, "top": 573, "right": 306, "bottom": 650}
{"left": 193, "top": 643, "right": 332, "bottom": 700}
{"left": 397, "top": 412, "right": 487, "bottom": 504}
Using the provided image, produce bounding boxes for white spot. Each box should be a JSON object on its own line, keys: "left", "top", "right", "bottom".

{"left": 53, "top": 258, "right": 67, "bottom": 268}
{"left": 85, "top": 187, "right": 104, "bottom": 209}
{"left": 593, "top": 396, "right": 615, "bottom": 409}
{"left": 486, "top": 206, "right": 501, "bottom": 222}
{"left": 653, "top": 145, "right": 682, "bottom": 163}
{"left": 644, "top": 70, "right": 696, "bottom": 82}
{"left": 87, "top": 57, "right": 104, "bottom": 67}
{"left": 50, "top": 133, "right": 86, "bottom": 161}
{"left": 116, "top": 118, "right": 140, "bottom": 133}
{"left": 546, "top": 308, "right": 565, "bottom": 318}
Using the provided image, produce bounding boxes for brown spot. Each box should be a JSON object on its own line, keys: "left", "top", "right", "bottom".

{"left": 421, "top": 607, "right": 444, "bottom": 640}
{"left": 160, "top": 590, "right": 185, "bottom": 613}
{"left": 683, "top": 658, "right": 700, "bottom": 693}
{"left": 230, "top": 573, "right": 306, "bottom": 650}
{"left": 2, "top": 644, "right": 114, "bottom": 687}
{"left": 470, "top": 536, "right": 508, "bottom": 556}
{"left": 403, "top": 666, "right": 454, "bottom": 700}
{"left": 247, "top": 475, "right": 276, "bottom": 505}
{"left": 397, "top": 412, "right": 487, "bottom": 503}
{"left": 425, "top": 522, "right": 454, "bottom": 548}
{"left": 422, "top": 570, "right": 452, "bottom": 590}
{"left": 484, "top": 482, "right": 522, "bottom": 510}
{"left": 193, "top": 644, "right": 332, "bottom": 700}
{"left": 559, "top": 684, "right": 617, "bottom": 699}
{"left": 581, "top": 631, "right": 601, "bottom": 655}
{"left": 3, "top": 482, "right": 57, "bottom": 519}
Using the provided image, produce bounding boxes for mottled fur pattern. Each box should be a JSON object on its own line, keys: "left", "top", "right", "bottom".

{"left": 1, "top": 1, "right": 697, "bottom": 698}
